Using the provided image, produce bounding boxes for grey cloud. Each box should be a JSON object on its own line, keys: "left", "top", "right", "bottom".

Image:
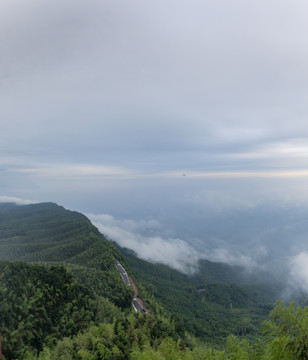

{"left": 1, "top": 0, "right": 308, "bottom": 166}
{"left": 1, "top": 0, "right": 308, "bottom": 295}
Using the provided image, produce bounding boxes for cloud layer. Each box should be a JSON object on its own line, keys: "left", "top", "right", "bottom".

{"left": 88, "top": 213, "right": 201, "bottom": 274}
{"left": 3, "top": 195, "right": 308, "bottom": 296}
{"left": 1, "top": 1, "right": 308, "bottom": 214}
{"left": 88, "top": 212, "right": 268, "bottom": 274}
{"left": 2, "top": 1, "right": 308, "bottom": 296}
{"left": 88, "top": 204, "right": 308, "bottom": 298}
{"left": 1, "top": 0, "right": 308, "bottom": 176}
{"left": 0, "top": 196, "right": 38, "bottom": 205}
{"left": 289, "top": 252, "right": 308, "bottom": 294}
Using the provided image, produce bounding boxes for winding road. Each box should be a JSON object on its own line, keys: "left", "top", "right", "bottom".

{"left": 115, "top": 259, "right": 147, "bottom": 314}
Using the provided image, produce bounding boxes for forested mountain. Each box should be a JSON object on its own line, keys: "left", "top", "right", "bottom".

{"left": 118, "top": 247, "right": 276, "bottom": 346}
{"left": 0, "top": 202, "right": 307, "bottom": 359}
{"left": 0, "top": 202, "right": 117, "bottom": 266}
{"left": 0, "top": 261, "right": 103, "bottom": 358}
{"left": 0, "top": 202, "right": 132, "bottom": 308}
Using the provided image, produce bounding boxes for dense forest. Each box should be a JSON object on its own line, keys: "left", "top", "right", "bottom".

{"left": 0, "top": 202, "right": 133, "bottom": 308}
{"left": 0, "top": 202, "right": 307, "bottom": 359}
{"left": 118, "top": 247, "right": 276, "bottom": 346}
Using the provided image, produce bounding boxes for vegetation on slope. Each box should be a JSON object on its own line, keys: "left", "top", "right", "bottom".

{"left": 1, "top": 202, "right": 307, "bottom": 359}
{"left": 119, "top": 247, "right": 276, "bottom": 347}
{"left": 0, "top": 261, "right": 117, "bottom": 359}
{"left": 0, "top": 261, "right": 185, "bottom": 359}
{"left": 2, "top": 278, "right": 306, "bottom": 360}
{"left": 0, "top": 202, "right": 132, "bottom": 309}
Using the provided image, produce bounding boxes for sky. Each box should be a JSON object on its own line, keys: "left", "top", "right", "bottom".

{"left": 1, "top": 0, "right": 308, "bottom": 292}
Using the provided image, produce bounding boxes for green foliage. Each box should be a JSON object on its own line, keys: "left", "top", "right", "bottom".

{"left": 0, "top": 202, "right": 132, "bottom": 309}
{"left": 226, "top": 335, "right": 251, "bottom": 360}
{"left": 0, "top": 258, "right": 307, "bottom": 360}
{"left": 263, "top": 300, "right": 308, "bottom": 359}
{"left": 67, "top": 264, "right": 133, "bottom": 309}
{"left": 0, "top": 203, "right": 118, "bottom": 268}
{"left": 0, "top": 261, "right": 98, "bottom": 359}
{"left": 31, "top": 312, "right": 189, "bottom": 360}
{"left": 119, "top": 247, "right": 275, "bottom": 347}
{"left": 2, "top": 203, "right": 307, "bottom": 360}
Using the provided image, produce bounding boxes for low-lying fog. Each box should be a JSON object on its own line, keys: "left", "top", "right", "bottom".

{"left": 86, "top": 176, "right": 308, "bottom": 299}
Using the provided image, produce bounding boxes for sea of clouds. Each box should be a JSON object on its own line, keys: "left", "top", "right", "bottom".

{"left": 87, "top": 203, "right": 308, "bottom": 298}
{"left": 2, "top": 196, "right": 308, "bottom": 296}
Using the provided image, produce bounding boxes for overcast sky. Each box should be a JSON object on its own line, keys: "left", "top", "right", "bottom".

{"left": 2, "top": 1, "right": 308, "bottom": 286}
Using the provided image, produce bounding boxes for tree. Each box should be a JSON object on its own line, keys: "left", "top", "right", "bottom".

{"left": 263, "top": 300, "right": 308, "bottom": 359}
{"left": 226, "top": 335, "right": 250, "bottom": 360}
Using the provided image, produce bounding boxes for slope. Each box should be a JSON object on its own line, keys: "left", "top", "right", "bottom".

{"left": 0, "top": 202, "right": 133, "bottom": 308}
{"left": 119, "top": 246, "right": 276, "bottom": 347}
{"left": 0, "top": 202, "right": 276, "bottom": 348}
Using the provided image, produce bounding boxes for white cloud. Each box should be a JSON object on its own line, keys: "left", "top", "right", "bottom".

{"left": 88, "top": 213, "right": 261, "bottom": 274}
{"left": 208, "top": 248, "right": 257, "bottom": 269}
{"left": 0, "top": 196, "right": 38, "bottom": 205}
{"left": 88, "top": 213, "right": 202, "bottom": 274}
{"left": 11, "top": 163, "right": 136, "bottom": 180}
{"left": 289, "top": 252, "right": 308, "bottom": 293}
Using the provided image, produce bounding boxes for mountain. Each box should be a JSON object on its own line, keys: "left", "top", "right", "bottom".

{"left": 0, "top": 202, "right": 192, "bottom": 358}
{"left": 118, "top": 246, "right": 276, "bottom": 346}
{"left": 0, "top": 202, "right": 114, "bottom": 264}
{"left": 0, "top": 261, "right": 110, "bottom": 358}
{"left": 0, "top": 202, "right": 133, "bottom": 308}
{"left": 0, "top": 201, "right": 280, "bottom": 358}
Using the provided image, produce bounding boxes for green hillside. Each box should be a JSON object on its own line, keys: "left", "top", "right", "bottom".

{"left": 0, "top": 261, "right": 103, "bottom": 358}
{"left": 0, "top": 202, "right": 133, "bottom": 308}
{"left": 1, "top": 201, "right": 305, "bottom": 359}
{"left": 0, "top": 260, "right": 307, "bottom": 359}
{"left": 118, "top": 247, "right": 276, "bottom": 347}
{"left": 0, "top": 261, "right": 183, "bottom": 360}
{"left": 0, "top": 202, "right": 275, "bottom": 344}
{"left": 0, "top": 202, "right": 116, "bottom": 266}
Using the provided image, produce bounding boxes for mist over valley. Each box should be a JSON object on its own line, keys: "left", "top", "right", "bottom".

{"left": 1, "top": 0, "right": 308, "bottom": 357}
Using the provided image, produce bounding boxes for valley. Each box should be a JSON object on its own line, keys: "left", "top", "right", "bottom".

{"left": 0, "top": 202, "right": 306, "bottom": 359}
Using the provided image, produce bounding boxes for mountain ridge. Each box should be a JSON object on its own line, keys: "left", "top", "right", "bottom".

{"left": 0, "top": 201, "right": 277, "bottom": 352}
